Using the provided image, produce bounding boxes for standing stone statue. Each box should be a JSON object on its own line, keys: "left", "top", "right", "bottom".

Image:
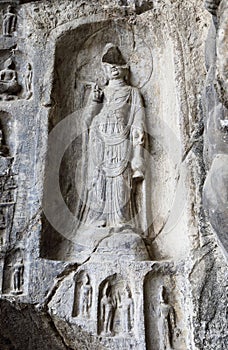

{"left": 78, "top": 274, "right": 92, "bottom": 317}
{"left": 100, "top": 282, "right": 117, "bottom": 335}
{"left": 12, "top": 258, "right": 24, "bottom": 295}
{"left": 158, "top": 286, "right": 176, "bottom": 350}
{"left": 2, "top": 6, "right": 17, "bottom": 37}
{"left": 120, "top": 286, "right": 134, "bottom": 333}
{"left": 203, "top": 0, "right": 228, "bottom": 253}
{"left": 78, "top": 43, "right": 146, "bottom": 230}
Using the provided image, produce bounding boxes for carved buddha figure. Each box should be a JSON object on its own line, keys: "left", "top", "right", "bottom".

{"left": 78, "top": 44, "right": 146, "bottom": 230}
{"left": 3, "top": 5, "right": 17, "bottom": 37}
{"left": 0, "top": 58, "right": 21, "bottom": 99}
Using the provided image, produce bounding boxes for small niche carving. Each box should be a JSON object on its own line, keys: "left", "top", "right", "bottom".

{"left": 0, "top": 124, "right": 17, "bottom": 246}
{"left": 24, "top": 63, "right": 33, "bottom": 100}
{"left": 0, "top": 57, "right": 21, "bottom": 101}
{"left": 2, "top": 5, "right": 17, "bottom": 37}
{"left": 72, "top": 271, "right": 92, "bottom": 318}
{"left": 2, "top": 249, "right": 24, "bottom": 295}
{"left": 157, "top": 286, "right": 176, "bottom": 350}
{"left": 98, "top": 275, "right": 133, "bottom": 337}
{"left": 119, "top": 285, "right": 134, "bottom": 334}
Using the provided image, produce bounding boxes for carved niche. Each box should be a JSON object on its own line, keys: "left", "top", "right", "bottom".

{"left": 0, "top": 114, "right": 17, "bottom": 247}
{"left": 42, "top": 21, "right": 153, "bottom": 262}
{"left": 98, "top": 275, "right": 134, "bottom": 337}
{"left": 72, "top": 271, "right": 93, "bottom": 318}
{"left": 2, "top": 248, "right": 24, "bottom": 295}
{"left": 2, "top": 5, "right": 17, "bottom": 37}
{"left": 0, "top": 48, "right": 33, "bottom": 101}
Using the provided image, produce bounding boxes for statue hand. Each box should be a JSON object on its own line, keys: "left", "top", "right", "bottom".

{"left": 92, "top": 84, "right": 103, "bottom": 103}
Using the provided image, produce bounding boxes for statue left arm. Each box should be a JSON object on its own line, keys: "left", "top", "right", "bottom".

{"left": 131, "top": 88, "right": 146, "bottom": 180}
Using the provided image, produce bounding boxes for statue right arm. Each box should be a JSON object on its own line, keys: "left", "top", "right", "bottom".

{"left": 83, "top": 84, "right": 103, "bottom": 129}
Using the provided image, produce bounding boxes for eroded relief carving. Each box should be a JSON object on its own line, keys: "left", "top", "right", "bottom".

{"left": 77, "top": 43, "right": 146, "bottom": 231}
{"left": 0, "top": 57, "right": 21, "bottom": 101}
{"left": 100, "top": 281, "right": 117, "bottom": 336}
{"left": 0, "top": 125, "right": 17, "bottom": 246}
{"left": 2, "top": 249, "right": 24, "bottom": 295}
{"left": 2, "top": 5, "right": 17, "bottom": 37}
{"left": 73, "top": 271, "right": 92, "bottom": 318}
{"left": 97, "top": 275, "right": 135, "bottom": 337}
{"left": 119, "top": 285, "right": 134, "bottom": 334}
{"left": 25, "top": 63, "right": 33, "bottom": 100}
{"left": 157, "top": 286, "right": 176, "bottom": 350}
{"left": 12, "top": 258, "right": 24, "bottom": 295}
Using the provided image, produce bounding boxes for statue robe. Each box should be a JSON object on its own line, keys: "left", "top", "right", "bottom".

{"left": 78, "top": 81, "right": 145, "bottom": 229}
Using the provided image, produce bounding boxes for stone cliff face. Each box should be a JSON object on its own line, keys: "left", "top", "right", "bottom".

{"left": 0, "top": 1, "right": 226, "bottom": 349}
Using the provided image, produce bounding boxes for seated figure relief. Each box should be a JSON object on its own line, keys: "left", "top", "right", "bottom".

{"left": 0, "top": 58, "right": 21, "bottom": 100}
{"left": 77, "top": 43, "right": 146, "bottom": 232}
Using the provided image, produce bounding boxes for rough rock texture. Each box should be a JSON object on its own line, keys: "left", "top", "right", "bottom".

{"left": 0, "top": 0, "right": 227, "bottom": 349}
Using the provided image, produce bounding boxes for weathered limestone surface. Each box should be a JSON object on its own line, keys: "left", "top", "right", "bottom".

{"left": 0, "top": 1, "right": 227, "bottom": 349}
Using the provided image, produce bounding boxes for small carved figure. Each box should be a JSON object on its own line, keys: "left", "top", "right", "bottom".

{"left": 25, "top": 63, "right": 33, "bottom": 100}
{"left": 12, "top": 258, "right": 24, "bottom": 295}
{"left": 3, "top": 6, "right": 17, "bottom": 37}
{"left": 0, "top": 129, "right": 9, "bottom": 157}
{"left": 158, "top": 286, "right": 176, "bottom": 350}
{"left": 0, "top": 58, "right": 21, "bottom": 100}
{"left": 100, "top": 282, "right": 117, "bottom": 335}
{"left": 120, "top": 286, "right": 134, "bottom": 333}
{"left": 78, "top": 274, "right": 92, "bottom": 317}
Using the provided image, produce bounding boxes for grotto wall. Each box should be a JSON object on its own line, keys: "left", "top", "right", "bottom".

{"left": 0, "top": 1, "right": 227, "bottom": 350}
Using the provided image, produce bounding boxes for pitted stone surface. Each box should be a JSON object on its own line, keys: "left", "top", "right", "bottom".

{"left": 0, "top": 1, "right": 227, "bottom": 350}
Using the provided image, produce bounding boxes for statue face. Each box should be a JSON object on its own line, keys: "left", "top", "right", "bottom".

{"left": 104, "top": 63, "right": 128, "bottom": 80}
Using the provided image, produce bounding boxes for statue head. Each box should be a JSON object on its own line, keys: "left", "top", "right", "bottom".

{"left": 101, "top": 43, "right": 129, "bottom": 82}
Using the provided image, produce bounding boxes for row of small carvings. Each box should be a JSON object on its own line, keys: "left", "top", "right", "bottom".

{"left": 73, "top": 271, "right": 176, "bottom": 342}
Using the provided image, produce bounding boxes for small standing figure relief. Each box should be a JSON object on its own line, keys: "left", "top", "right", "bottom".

{"left": 158, "top": 286, "right": 176, "bottom": 350}
{"left": 78, "top": 274, "right": 92, "bottom": 318}
{"left": 3, "top": 6, "right": 17, "bottom": 37}
{"left": 25, "top": 63, "right": 33, "bottom": 100}
{"left": 0, "top": 129, "right": 9, "bottom": 157}
{"left": 12, "top": 258, "right": 24, "bottom": 295}
{"left": 100, "top": 282, "right": 117, "bottom": 336}
{"left": 120, "top": 286, "right": 134, "bottom": 334}
{"left": 0, "top": 58, "right": 21, "bottom": 100}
